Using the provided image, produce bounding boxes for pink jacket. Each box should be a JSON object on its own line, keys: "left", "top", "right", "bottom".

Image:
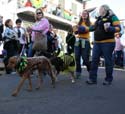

{"left": 31, "top": 18, "right": 49, "bottom": 41}
{"left": 114, "top": 37, "right": 123, "bottom": 51}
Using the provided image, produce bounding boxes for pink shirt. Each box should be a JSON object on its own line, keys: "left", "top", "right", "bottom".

{"left": 114, "top": 37, "right": 123, "bottom": 51}
{"left": 31, "top": 18, "right": 49, "bottom": 41}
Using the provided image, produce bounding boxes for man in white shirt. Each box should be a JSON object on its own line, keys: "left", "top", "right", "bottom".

{"left": 14, "top": 19, "right": 27, "bottom": 56}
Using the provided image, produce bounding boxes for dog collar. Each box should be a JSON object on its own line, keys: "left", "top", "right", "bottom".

{"left": 16, "top": 56, "right": 28, "bottom": 73}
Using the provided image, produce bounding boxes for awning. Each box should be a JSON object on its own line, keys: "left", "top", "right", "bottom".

{"left": 17, "top": 7, "right": 76, "bottom": 31}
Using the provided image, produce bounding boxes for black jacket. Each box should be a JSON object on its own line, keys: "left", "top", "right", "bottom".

{"left": 94, "top": 15, "right": 116, "bottom": 41}
{"left": 0, "top": 24, "right": 3, "bottom": 41}
{"left": 66, "top": 33, "right": 75, "bottom": 46}
{"left": 66, "top": 33, "right": 76, "bottom": 54}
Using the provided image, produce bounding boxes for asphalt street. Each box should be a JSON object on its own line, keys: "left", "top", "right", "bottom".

{"left": 0, "top": 67, "right": 125, "bottom": 114}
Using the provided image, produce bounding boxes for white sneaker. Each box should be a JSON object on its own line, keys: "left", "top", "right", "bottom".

{"left": 71, "top": 79, "right": 75, "bottom": 83}
{"left": 11, "top": 72, "right": 16, "bottom": 74}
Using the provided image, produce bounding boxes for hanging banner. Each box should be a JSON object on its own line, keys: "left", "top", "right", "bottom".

{"left": 31, "top": 0, "right": 43, "bottom": 8}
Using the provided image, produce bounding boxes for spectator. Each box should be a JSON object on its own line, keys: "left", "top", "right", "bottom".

{"left": 27, "top": 8, "right": 49, "bottom": 57}
{"left": 114, "top": 33, "right": 123, "bottom": 68}
{"left": 14, "top": 19, "right": 27, "bottom": 56}
{"left": 3, "top": 19, "right": 19, "bottom": 74}
{"left": 0, "top": 15, "right": 3, "bottom": 41}
{"left": 73, "top": 10, "right": 91, "bottom": 79}
{"left": 42, "top": 4, "right": 48, "bottom": 12}
{"left": 120, "top": 32, "right": 125, "bottom": 69}
{"left": 53, "top": 4, "right": 62, "bottom": 17}
{"left": 69, "top": 9, "right": 73, "bottom": 16}
{"left": 25, "top": 0, "right": 32, "bottom": 7}
{"left": 66, "top": 28, "right": 75, "bottom": 54}
{"left": 53, "top": 29, "right": 62, "bottom": 50}
{"left": 46, "top": 24, "right": 55, "bottom": 53}
{"left": 86, "top": 5, "right": 121, "bottom": 85}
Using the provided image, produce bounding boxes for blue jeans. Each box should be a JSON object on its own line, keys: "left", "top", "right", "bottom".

{"left": 89, "top": 42, "right": 115, "bottom": 82}
{"left": 114, "top": 50, "right": 123, "bottom": 67}
{"left": 19, "top": 44, "right": 27, "bottom": 56}
{"left": 28, "top": 42, "right": 33, "bottom": 57}
{"left": 74, "top": 40, "right": 91, "bottom": 76}
{"left": 123, "top": 48, "right": 125, "bottom": 67}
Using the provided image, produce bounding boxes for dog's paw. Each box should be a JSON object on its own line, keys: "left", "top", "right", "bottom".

{"left": 11, "top": 92, "right": 18, "bottom": 97}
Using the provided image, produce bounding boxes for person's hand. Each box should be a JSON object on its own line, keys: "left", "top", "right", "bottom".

{"left": 103, "top": 22, "right": 116, "bottom": 32}
{"left": 72, "top": 25, "right": 78, "bottom": 32}
{"left": 27, "top": 26, "right": 32, "bottom": 33}
{"left": 103, "top": 22, "right": 111, "bottom": 31}
{"left": 78, "top": 26, "right": 86, "bottom": 34}
{"left": 106, "top": 26, "right": 116, "bottom": 32}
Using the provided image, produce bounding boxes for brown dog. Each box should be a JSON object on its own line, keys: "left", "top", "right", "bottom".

{"left": 7, "top": 56, "right": 55, "bottom": 96}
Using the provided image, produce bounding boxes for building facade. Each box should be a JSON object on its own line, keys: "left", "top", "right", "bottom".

{"left": 0, "top": 0, "right": 96, "bottom": 53}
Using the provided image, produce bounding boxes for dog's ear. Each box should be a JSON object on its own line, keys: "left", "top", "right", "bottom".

{"left": 10, "top": 56, "right": 18, "bottom": 62}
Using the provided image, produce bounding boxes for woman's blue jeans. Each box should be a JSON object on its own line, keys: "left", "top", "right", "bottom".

{"left": 28, "top": 42, "right": 33, "bottom": 57}
{"left": 89, "top": 42, "right": 115, "bottom": 82}
{"left": 74, "top": 40, "right": 91, "bottom": 76}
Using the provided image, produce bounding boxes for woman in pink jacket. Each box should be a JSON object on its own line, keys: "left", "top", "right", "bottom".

{"left": 28, "top": 8, "right": 49, "bottom": 57}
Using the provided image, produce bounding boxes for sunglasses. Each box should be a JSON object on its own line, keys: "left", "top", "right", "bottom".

{"left": 36, "top": 12, "right": 42, "bottom": 15}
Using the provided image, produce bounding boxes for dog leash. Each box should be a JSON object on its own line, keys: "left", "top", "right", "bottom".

{"left": 19, "top": 44, "right": 25, "bottom": 57}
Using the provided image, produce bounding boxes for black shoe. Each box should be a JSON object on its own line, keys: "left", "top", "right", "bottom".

{"left": 86, "top": 79, "right": 97, "bottom": 85}
{"left": 103, "top": 81, "right": 112, "bottom": 85}
{"left": 6, "top": 71, "right": 11, "bottom": 74}
{"left": 6, "top": 70, "right": 12, "bottom": 74}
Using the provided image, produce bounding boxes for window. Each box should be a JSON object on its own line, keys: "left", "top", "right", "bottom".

{"left": 72, "top": 3, "right": 77, "bottom": 15}
{"left": 58, "top": 0, "right": 65, "bottom": 8}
